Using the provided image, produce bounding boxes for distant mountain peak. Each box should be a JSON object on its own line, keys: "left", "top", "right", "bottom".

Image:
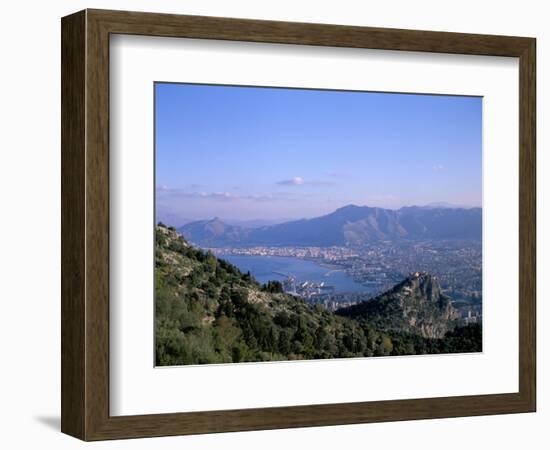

{"left": 334, "top": 204, "right": 362, "bottom": 212}
{"left": 179, "top": 203, "right": 482, "bottom": 247}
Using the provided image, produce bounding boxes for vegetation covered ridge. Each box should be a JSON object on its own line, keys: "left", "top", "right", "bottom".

{"left": 155, "top": 223, "right": 481, "bottom": 366}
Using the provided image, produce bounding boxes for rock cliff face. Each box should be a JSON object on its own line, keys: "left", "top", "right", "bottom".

{"left": 336, "top": 272, "right": 459, "bottom": 338}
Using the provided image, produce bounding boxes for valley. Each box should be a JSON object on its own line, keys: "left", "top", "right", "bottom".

{"left": 155, "top": 223, "right": 482, "bottom": 366}
{"left": 174, "top": 204, "right": 483, "bottom": 323}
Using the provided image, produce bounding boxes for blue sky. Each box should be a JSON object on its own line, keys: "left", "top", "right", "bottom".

{"left": 156, "top": 83, "right": 482, "bottom": 226}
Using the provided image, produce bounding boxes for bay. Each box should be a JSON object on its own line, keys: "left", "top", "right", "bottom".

{"left": 218, "top": 254, "right": 375, "bottom": 294}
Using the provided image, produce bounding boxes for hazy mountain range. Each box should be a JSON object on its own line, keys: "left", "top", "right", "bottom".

{"left": 177, "top": 204, "right": 482, "bottom": 247}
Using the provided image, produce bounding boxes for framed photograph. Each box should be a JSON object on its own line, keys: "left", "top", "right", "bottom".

{"left": 61, "top": 9, "right": 536, "bottom": 440}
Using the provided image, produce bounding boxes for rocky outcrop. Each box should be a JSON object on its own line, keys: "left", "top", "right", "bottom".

{"left": 336, "top": 272, "right": 459, "bottom": 338}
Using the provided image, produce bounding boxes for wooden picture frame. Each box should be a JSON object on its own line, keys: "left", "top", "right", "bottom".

{"left": 61, "top": 8, "right": 536, "bottom": 441}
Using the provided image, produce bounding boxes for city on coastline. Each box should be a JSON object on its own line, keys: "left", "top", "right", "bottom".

{"left": 208, "top": 239, "right": 482, "bottom": 321}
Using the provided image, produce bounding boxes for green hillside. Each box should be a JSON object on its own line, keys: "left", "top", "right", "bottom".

{"left": 155, "top": 224, "right": 481, "bottom": 366}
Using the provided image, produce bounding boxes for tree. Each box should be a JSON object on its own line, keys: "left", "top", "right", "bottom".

{"left": 262, "top": 280, "right": 284, "bottom": 293}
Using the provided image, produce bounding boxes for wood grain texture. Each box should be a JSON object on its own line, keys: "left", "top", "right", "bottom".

{"left": 85, "top": 10, "right": 111, "bottom": 439}
{"left": 61, "top": 8, "right": 537, "bottom": 441}
{"left": 518, "top": 39, "right": 536, "bottom": 410}
{"left": 89, "top": 8, "right": 532, "bottom": 56}
{"left": 61, "top": 10, "right": 86, "bottom": 439}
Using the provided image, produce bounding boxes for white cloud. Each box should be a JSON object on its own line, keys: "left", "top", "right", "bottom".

{"left": 277, "top": 176, "right": 305, "bottom": 186}
{"left": 432, "top": 164, "right": 445, "bottom": 171}
{"left": 156, "top": 186, "right": 288, "bottom": 203}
